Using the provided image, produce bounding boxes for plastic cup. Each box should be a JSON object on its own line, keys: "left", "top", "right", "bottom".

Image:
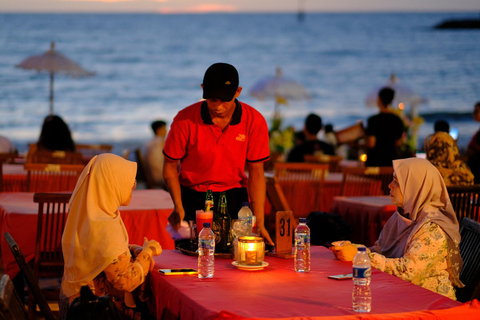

{"left": 196, "top": 210, "right": 213, "bottom": 234}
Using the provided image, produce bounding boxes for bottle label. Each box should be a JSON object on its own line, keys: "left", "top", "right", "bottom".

{"left": 353, "top": 267, "right": 371, "bottom": 278}
{"left": 199, "top": 239, "right": 214, "bottom": 250}
{"left": 295, "top": 234, "right": 310, "bottom": 246}
{"left": 205, "top": 200, "right": 214, "bottom": 211}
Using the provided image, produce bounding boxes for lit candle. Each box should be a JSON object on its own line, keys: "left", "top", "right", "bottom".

{"left": 237, "top": 236, "right": 264, "bottom": 266}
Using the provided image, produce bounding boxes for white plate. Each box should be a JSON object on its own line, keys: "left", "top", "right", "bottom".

{"left": 231, "top": 261, "right": 269, "bottom": 271}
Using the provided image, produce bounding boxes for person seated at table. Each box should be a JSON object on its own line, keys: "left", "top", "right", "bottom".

{"left": 424, "top": 131, "right": 474, "bottom": 186}
{"left": 0, "top": 135, "right": 17, "bottom": 154}
{"left": 26, "top": 114, "right": 76, "bottom": 163}
{"left": 330, "top": 158, "right": 464, "bottom": 300}
{"left": 59, "top": 153, "right": 162, "bottom": 319}
{"left": 144, "top": 119, "right": 167, "bottom": 189}
{"left": 286, "top": 113, "right": 335, "bottom": 162}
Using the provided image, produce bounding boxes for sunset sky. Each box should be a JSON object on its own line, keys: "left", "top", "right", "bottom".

{"left": 2, "top": 0, "right": 479, "bottom": 13}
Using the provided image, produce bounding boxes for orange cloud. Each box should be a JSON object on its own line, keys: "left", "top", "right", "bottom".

{"left": 158, "top": 4, "right": 236, "bottom": 14}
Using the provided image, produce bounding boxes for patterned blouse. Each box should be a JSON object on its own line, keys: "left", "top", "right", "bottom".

{"left": 82, "top": 245, "right": 152, "bottom": 319}
{"left": 369, "top": 222, "right": 457, "bottom": 300}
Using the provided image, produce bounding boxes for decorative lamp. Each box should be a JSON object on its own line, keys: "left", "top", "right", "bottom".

{"left": 236, "top": 236, "right": 264, "bottom": 266}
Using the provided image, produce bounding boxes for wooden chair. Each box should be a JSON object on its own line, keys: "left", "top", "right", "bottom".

{"left": 340, "top": 166, "right": 394, "bottom": 197}
{"left": 273, "top": 162, "right": 329, "bottom": 216}
{"left": 134, "top": 148, "right": 156, "bottom": 189}
{"left": 265, "top": 175, "right": 292, "bottom": 239}
{"left": 304, "top": 154, "right": 344, "bottom": 173}
{"left": 265, "top": 175, "right": 291, "bottom": 213}
{"left": 31, "top": 193, "right": 70, "bottom": 319}
{"left": 4, "top": 232, "right": 56, "bottom": 320}
{"left": 24, "top": 163, "right": 84, "bottom": 192}
{"left": 75, "top": 143, "right": 113, "bottom": 158}
{"left": 0, "top": 274, "right": 29, "bottom": 320}
{"left": 27, "top": 150, "right": 84, "bottom": 165}
{"left": 447, "top": 185, "right": 480, "bottom": 223}
{"left": 456, "top": 217, "right": 480, "bottom": 302}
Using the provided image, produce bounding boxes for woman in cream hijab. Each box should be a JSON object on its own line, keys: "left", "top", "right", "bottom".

{"left": 331, "top": 158, "right": 463, "bottom": 300}
{"left": 60, "top": 153, "right": 162, "bottom": 318}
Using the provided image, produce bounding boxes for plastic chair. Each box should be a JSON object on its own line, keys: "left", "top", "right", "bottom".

{"left": 340, "top": 166, "right": 394, "bottom": 197}
{"left": 456, "top": 217, "right": 480, "bottom": 302}
{"left": 0, "top": 274, "right": 29, "bottom": 320}
{"left": 24, "top": 163, "right": 84, "bottom": 192}
{"left": 4, "top": 232, "right": 56, "bottom": 320}
{"left": 274, "top": 162, "right": 329, "bottom": 216}
{"left": 447, "top": 184, "right": 480, "bottom": 223}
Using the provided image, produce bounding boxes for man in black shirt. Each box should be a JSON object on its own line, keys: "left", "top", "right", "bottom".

{"left": 287, "top": 113, "right": 335, "bottom": 162}
{"left": 365, "top": 87, "right": 405, "bottom": 167}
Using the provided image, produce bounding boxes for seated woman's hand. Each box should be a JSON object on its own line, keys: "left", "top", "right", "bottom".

{"left": 330, "top": 240, "right": 358, "bottom": 262}
{"left": 142, "top": 237, "right": 162, "bottom": 256}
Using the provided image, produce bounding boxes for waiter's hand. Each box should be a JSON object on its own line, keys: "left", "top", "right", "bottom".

{"left": 168, "top": 207, "right": 185, "bottom": 231}
{"left": 257, "top": 225, "right": 274, "bottom": 246}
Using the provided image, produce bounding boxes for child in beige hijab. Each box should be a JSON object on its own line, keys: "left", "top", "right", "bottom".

{"left": 331, "top": 158, "right": 463, "bottom": 300}
{"left": 60, "top": 153, "right": 162, "bottom": 319}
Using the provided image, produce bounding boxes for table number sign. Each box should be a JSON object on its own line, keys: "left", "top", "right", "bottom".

{"left": 272, "top": 211, "right": 294, "bottom": 258}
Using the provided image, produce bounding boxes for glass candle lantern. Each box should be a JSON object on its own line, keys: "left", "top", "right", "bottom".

{"left": 237, "top": 236, "right": 264, "bottom": 266}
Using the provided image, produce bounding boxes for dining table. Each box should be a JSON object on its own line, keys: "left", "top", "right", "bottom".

{"left": 0, "top": 189, "right": 175, "bottom": 278}
{"left": 1, "top": 164, "right": 27, "bottom": 192}
{"left": 148, "top": 246, "right": 480, "bottom": 320}
{"left": 329, "top": 196, "right": 397, "bottom": 247}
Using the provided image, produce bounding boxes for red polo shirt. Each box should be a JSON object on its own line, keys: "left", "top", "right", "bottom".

{"left": 163, "top": 100, "right": 270, "bottom": 192}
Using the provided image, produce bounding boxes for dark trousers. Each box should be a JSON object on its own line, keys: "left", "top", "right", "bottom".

{"left": 180, "top": 185, "right": 248, "bottom": 222}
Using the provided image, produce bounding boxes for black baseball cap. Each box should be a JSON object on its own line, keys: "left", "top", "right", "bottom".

{"left": 202, "top": 63, "right": 239, "bottom": 101}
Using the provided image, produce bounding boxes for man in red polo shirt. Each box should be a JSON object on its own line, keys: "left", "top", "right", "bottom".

{"left": 163, "top": 63, "right": 273, "bottom": 245}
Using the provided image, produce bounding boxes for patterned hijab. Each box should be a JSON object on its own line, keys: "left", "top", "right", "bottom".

{"left": 424, "top": 131, "right": 474, "bottom": 186}
{"left": 375, "top": 157, "right": 463, "bottom": 287}
{"left": 61, "top": 153, "right": 137, "bottom": 297}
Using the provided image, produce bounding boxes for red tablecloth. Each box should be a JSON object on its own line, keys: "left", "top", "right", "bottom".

{"left": 2, "top": 164, "right": 27, "bottom": 192}
{"left": 149, "top": 247, "right": 468, "bottom": 320}
{"left": 0, "top": 189, "right": 175, "bottom": 277}
{"left": 329, "top": 196, "right": 397, "bottom": 247}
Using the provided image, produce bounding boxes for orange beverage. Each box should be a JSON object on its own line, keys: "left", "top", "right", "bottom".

{"left": 196, "top": 210, "right": 213, "bottom": 233}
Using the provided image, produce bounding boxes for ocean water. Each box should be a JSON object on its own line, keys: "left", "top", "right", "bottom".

{"left": 0, "top": 12, "right": 479, "bottom": 155}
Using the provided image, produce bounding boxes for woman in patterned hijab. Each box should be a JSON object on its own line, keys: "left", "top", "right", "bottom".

{"left": 424, "top": 131, "right": 474, "bottom": 186}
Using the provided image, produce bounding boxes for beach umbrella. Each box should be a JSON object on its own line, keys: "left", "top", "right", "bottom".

{"left": 15, "top": 41, "right": 95, "bottom": 115}
{"left": 249, "top": 67, "right": 311, "bottom": 123}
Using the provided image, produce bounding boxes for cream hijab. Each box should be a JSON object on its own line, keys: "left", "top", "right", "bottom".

{"left": 61, "top": 153, "right": 137, "bottom": 297}
{"left": 374, "top": 157, "right": 463, "bottom": 287}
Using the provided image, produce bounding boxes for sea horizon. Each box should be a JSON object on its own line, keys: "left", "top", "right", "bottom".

{"left": 1, "top": 12, "right": 479, "bottom": 156}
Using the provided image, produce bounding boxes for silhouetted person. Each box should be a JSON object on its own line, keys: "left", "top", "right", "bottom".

{"left": 287, "top": 113, "right": 334, "bottom": 162}
{"left": 465, "top": 101, "right": 480, "bottom": 183}
{"left": 365, "top": 87, "right": 405, "bottom": 167}
{"left": 26, "top": 114, "right": 76, "bottom": 163}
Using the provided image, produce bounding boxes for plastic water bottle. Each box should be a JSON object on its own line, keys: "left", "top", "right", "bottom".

{"left": 237, "top": 202, "right": 254, "bottom": 235}
{"left": 198, "top": 222, "right": 215, "bottom": 278}
{"left": 352, "top": 246, "right": 372, "bottom": 312}
{"left": 294, "top": 217, "right": 310, "bottom": 272}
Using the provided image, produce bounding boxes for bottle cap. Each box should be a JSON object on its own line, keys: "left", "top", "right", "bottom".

{"left": 242, "top": 202, "right": 250, "bottom": 207}
{"left": 358, "top": 246, "right": 366, "bottom": 251}
{"left": 299, "top": 217, "right": 307, "bottom": 223}
{"left": 203, "top": 222, "right": 211, "bottom": 228}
